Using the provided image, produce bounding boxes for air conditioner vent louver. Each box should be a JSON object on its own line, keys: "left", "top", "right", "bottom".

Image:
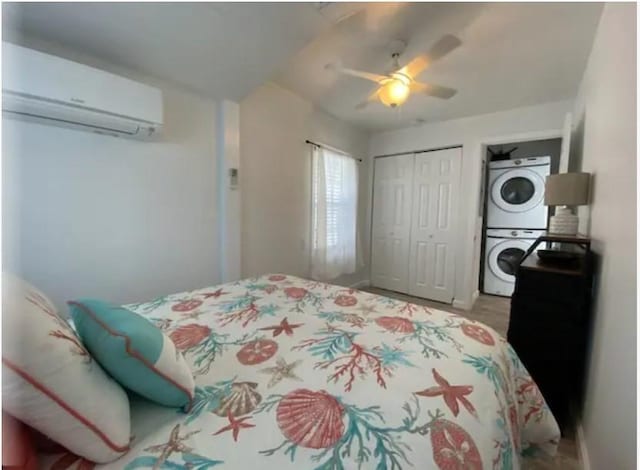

{"left": 2, "top": 42, "right": 163, "bottom": 140}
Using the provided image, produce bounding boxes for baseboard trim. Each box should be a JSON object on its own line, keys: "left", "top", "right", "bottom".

{"left": 452, "top": 290, "right": 481, "bottom": 311}
{"left": 452, "top": 298, "right": 470, "bottom": 310}
{"left": 350, "top": 279, "right": 371, "bottom": 289}
{"left": 576, "top": 422, "right": 591, "bottom": 470}
{"left": 471, "top": 289, "right": 480, "bottom": 306}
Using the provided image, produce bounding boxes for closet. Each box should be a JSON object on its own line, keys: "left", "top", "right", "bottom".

{"left": 371, "top": 147, "right": 462, "bottom": 303}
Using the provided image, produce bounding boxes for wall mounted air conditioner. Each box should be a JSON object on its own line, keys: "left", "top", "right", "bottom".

{"left": 2, "top": 42, "right": 163, "bottom": 139}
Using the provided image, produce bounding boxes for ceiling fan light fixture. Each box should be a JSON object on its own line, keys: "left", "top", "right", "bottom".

{"left": 378, "top": 75, "right": 410, "bottom": 108}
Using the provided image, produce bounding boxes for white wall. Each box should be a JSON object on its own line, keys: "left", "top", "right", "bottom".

{"left": 569, "top": 4, "right": 636, "bottom": 469}
{"left": 369, "top": 100, "right": 571, "bottom": 307}
{"left": 487, "top": 138, "right": 562, "bottom": 174}
{"left": 2, "top": 44, "right": 220, "bottom": 310}
{"left": 240, "top": 83, "right": 371, "bottom": 286}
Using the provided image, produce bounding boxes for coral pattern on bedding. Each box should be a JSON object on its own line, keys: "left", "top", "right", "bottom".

{"left": 40, "top": 275, "right": 560, "bottom": 470}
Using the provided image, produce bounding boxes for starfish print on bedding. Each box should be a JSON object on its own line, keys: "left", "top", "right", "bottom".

{"left": 143, "top": 424, "right": 200, "bottom": 470}
{"left": 180, "top": 310, "right": 206, "bottom": 321}
{"left": 258, "top": 317, "right": 303, "bottom": 337}
{"left": 355, "top": 303, "right": 378, "bottom": 316}
{"left": 259, "top": 357, "right": 302, "bottom": 388}
{"left": 213, "top": 412, "right": 255, "bottom": 442}
{"left": 338, "top": 313, "right": 366, "bottom": 328}
{"left": 414, "top": 368, "right": 478, "bottom": 419}
{"left": 200, "top": 288, "right": 228, "bottom": 299}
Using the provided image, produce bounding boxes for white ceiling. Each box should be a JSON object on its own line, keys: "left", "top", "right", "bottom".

{"left": 275, "top": 2, "right": 604, "bottom": 131}
{"left": 3, "top": 2, "right": 603, "bottom": 132}
{"left": 2, "top": 2, "right": 335, "bottom": 101}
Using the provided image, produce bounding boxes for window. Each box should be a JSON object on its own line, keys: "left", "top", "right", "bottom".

{"left": 310, "top": 145, "right": 358, "bottom": 281}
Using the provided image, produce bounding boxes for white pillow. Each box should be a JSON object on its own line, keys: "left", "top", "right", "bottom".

{"left": 2, "top": 273, "right": 131, "bottom": 463}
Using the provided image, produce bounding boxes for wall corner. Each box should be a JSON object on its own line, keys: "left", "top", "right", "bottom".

{"left": 217, "top": 100, "right": 241, "bottom": 282}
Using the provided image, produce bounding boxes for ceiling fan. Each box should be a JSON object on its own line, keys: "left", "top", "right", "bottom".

{"left": 326, "top": 34, "right": 462, "bottom": 109}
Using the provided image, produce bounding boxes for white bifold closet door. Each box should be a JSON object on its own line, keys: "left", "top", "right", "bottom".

{"left": 370, "top": 153, "right": 414, "bottom": 293}
{"left": 371, "top": 147, "right": 461, "bottom": 303}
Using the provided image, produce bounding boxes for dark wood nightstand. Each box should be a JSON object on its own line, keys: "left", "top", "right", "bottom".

{"left": 507, "top": 234, "right": 594, "bottom": 433}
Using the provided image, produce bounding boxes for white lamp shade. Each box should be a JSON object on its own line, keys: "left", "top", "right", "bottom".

{"left": 378, "top": 78, "right": 410, "bottom": 107}
{"left": 544, "top": 172, "right": 591, "bottom": 206}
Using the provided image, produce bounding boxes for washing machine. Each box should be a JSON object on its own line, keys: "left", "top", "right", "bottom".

{"left": 486, "top": 156, "right": 551, "bottom": 229}
{"left": 483, "top": 228, "right": 545, "bottom": 297}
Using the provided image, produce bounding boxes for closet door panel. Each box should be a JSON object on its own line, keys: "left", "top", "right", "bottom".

{"left": 408, "top": 158, "right": 434, "bottom": 294}
{"left": 371, "top": 154, "right": 414, "bottom": 293}
{"left": 408, "top": 148, "right": 461, "bottom": 302}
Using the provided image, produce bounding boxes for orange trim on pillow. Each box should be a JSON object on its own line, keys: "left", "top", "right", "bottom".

{"left": 68, "top": 301, "right": 194, "bottom": 411}
{"left": 2, "top": 357, "right": 130, "bottom": 454}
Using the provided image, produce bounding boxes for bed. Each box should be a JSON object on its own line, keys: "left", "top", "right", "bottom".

{"left": 41, "top": 274, "right": 560, "bottom": 469}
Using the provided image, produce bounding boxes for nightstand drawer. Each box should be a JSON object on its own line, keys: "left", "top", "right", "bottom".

{"left": 513, "top": 271, "right": 589, "bottom": 302}
{"left": 510, "top": 296, "right": 589, "bottom": 328}
{"left": 508, "top": 332, "right": 582, "bottom": 364}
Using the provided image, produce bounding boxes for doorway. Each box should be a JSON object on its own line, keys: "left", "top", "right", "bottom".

{"left": 478, "top": 138, "right": 562, "bottom": 295}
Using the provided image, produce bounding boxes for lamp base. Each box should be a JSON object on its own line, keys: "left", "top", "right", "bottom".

{"left": 549, "top": 206, "right": 579, "bottom": 235}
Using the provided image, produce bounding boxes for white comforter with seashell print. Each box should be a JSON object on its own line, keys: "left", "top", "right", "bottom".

{"left": 39, "top": 274, "right": 560, "bottom": 470}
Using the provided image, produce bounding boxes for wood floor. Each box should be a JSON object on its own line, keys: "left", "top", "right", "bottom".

{"left": 362, "top": 287, "right": 581, "bottom": 470}
{"left": 364, "top": 287, "right": 512, "bottom": 335}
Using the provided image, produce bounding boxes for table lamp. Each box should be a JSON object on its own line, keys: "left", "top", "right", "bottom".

{"left": 545, "top": 172, "right": 591, "bottom": 235}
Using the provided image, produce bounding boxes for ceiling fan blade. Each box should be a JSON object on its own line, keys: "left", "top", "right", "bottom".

{"left": 399, "top": 34, "right": 462, "bottom": 78}
{"left": 325, "top": 63, "right": 387, "bottom": 83}
{"left": 411, "top": 82, "right": 457, "bottom": 99}
{"left": 355, "top": 88, "right": 381, "bottom": 110}
{"left": 426, "top": 34, "right": 463, "bottom": 63}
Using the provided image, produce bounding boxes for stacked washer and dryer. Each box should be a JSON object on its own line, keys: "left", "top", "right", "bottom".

{"left": 483, "top": 156, "right": 551, "bottom": 296}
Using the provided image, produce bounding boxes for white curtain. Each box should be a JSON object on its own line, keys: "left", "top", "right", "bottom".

{"left": 311, "top": 145, "right": 358, "bottom": 281}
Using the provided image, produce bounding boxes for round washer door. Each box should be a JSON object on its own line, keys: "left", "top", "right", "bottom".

{"left": 488, "top": 240, "right": 530, "bottom": 282}
{"left": 490, "top": 168, "right": 545, "bottom": 213}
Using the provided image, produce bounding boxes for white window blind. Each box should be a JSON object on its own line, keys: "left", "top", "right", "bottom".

{"left": 311, "top": 145, "right": 358, "bottom": 281}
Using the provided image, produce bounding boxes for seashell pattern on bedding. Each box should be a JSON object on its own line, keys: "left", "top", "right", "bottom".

{"left": 276, "top": 389, "right": 346, "bottom": 449}
{"left": 212, "top": 382, "right": 262, "bottom": 417}
{"left": 37, "top": 274, "right": 560, "bottom": 470}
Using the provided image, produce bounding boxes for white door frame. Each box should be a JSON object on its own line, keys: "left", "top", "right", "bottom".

{"left": 475, "top": 128, "right": 563, "bottom": 299}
